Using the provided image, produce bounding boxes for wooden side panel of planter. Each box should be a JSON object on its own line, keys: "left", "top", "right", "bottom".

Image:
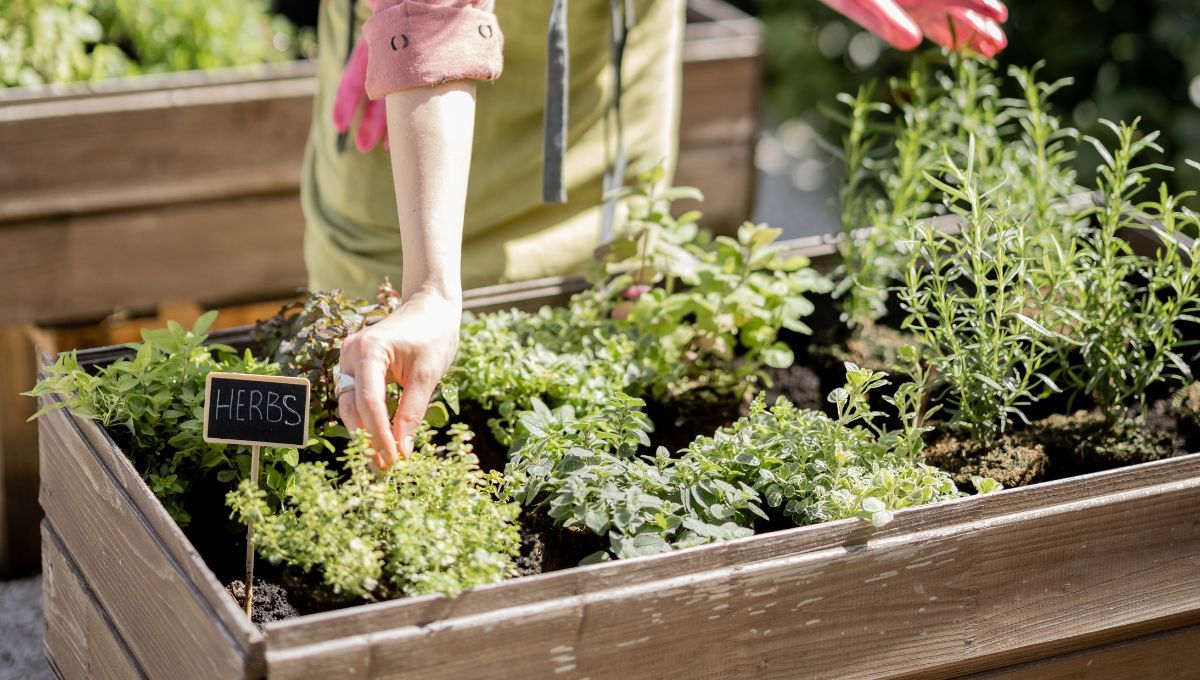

{"left": 38, "top": 401, "right": 264, "bottom": 680}
{"left": 0, "top": 192, "right": 307, "bottom": 325}
{"left": 262, "top": 456, "right": 1200, "bottom": 679}
{"left": 0, "top": 324, "right": 41, "bottom": 577}
{"left": 972, "top": 623, "right": 1200, "bottom": 679}
{"left": 676, "top": 0, "right": 762, "bottom": 230}
{"left": 42, "top": 522, "right": 144, "bottom": 680}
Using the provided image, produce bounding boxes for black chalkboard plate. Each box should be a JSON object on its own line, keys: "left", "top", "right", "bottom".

{"left": 202, "top": 372, "right": 311, "bottom": 448}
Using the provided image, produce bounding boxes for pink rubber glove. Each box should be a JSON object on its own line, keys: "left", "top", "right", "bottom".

{"left": 333, "top": 2, "right": 389, "bottom": 152}
{"left": 820, "top": 0, "right": 1008, "bottom": 56}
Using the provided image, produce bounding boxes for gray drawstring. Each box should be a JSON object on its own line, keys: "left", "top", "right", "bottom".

{"left": 543, "top": 0, "right": 633, "bottom": 243}
{"left": 599, "top": 0, "right": 633, "bottom": 242}
{"left": 543, "top": 0, "right": 570, "bottom": 203}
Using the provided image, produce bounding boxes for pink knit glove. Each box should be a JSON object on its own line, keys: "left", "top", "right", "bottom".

{"left": 821, "top": 0, "right": 1008, "bottom": 57}
{"left": 333, "top": 35, "right": 390, "bottom": 152}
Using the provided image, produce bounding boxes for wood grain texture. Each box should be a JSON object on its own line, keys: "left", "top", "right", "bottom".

{"left": 969, "top": 622, "right": 1200, "bottom": 679}
{"left": 38, "top": 400, "right": 264, "bottom": 679}
{"left": 263, "top": 455, "right": 1200, "bottom": 679}
{"left": 42, "top": 521, "right": 145, "bottom": 680}
{"left": 0, "top": 62, "right": 315, "bottom": 225}
{"left": 0, "top": 193, "right": 307, "bottom": 325}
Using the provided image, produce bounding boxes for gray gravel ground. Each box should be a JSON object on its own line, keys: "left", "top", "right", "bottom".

{"left": 0, "top": 126, "right": 837, "bottom": 680}
{"left": 0, "top": 575, "right": 52, "bottom": 680}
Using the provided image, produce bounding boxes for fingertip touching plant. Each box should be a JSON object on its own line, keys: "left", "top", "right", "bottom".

{"left": 228, "top": 426, "right": 521, "bottom": 601}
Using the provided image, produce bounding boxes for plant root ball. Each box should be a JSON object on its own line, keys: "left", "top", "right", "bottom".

{"left": 924, "top": 433, "right": 1049, "bottom": 491}
{"left": 226, "top": 580, "right": 299, "bottom": 627}
{"left": 1171, "top": 382, "right": 1200, "bottom": 431}
{"left": 1033, "top": 411, "right": 1178, "bottom": 477}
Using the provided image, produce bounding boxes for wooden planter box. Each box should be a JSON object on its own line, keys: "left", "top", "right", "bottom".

{"left": 0, "top": 0, "right": 763, "bottom": 575}
{"left": 38, "top": 232, "right": 1200, "bottom": 679}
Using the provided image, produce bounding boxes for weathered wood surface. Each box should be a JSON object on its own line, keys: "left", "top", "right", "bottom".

{"left": 971, "top": 622, "right": 1200, "bottom": 679}
{"left": 42, "top": 521, "right": 144, "bottom": 680}
{"left": 262, "top": 454, "right": 1200, "bottom": 679}
{"left": 38, "top": 397, "right": 264, "bottom": 679}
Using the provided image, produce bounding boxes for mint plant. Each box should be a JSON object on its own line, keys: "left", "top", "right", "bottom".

{"left": 229, "top": 427, "right": 521, "bottom": 600}
{"left": 595, "top": 167, "right": 831, "bottom": 393}
{"left": 27, "top": 312, "right": 298, "bottom": 524}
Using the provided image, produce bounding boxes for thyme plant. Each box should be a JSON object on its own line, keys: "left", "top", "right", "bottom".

{"left": 228, "top": 427, "right": 520, "bottom": 600}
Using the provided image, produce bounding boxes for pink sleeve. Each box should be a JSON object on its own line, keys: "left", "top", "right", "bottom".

{"left": 363, "top": 0, "right": 504, "bottom": 99}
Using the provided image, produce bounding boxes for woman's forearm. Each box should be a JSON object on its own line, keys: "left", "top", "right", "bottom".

{"left": 385, "top": 81, "right": 477, "bottom": 303}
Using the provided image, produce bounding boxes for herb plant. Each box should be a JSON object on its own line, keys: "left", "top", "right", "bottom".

{"left": 1061, "top": 120, "right": 1200, "bottom": 422}
{"left": 506, "top": 365, "right": 971, "bottom": 561}
{"left": 1, "top": 0, "right": 303, "bottom": 88}
{"left": 228, "top": 427, "right": 520, "bottom": 600}
{"left": 27, "top": 312, "right": 298, "bottom": 524}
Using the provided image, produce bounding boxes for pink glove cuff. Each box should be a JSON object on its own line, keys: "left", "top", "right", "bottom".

{"left": 363, "top": 1, "right": 504, "bottom": 100}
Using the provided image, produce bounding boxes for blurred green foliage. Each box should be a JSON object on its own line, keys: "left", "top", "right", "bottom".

{"left": 0, "top": 0, "right": 310, "bottom": 88}
{"left": 732, "top": 0, "right": 1200, "bottom": 194}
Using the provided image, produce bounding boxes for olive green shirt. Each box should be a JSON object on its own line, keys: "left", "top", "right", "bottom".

{"left": 303, "top": 0, "right": 684, "bottom": 297}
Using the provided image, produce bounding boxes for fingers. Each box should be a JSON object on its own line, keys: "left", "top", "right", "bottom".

{"left": 355, "top": 342, "right": 401, "bottom": 470}
{"left": 332, "top": 40, "right": 370, "bottom": 133}
{"left": 909, "top": 7, "right": 1006, "bottom": 56}
{"left": 819, "top": 0, "right": 923, "bottom": 50}
{"left": 336, "top": 336, "right": 388, "bottom": 471}
{"left": 392, "top": 367, "right": 439, "bottom": 460}
{"left": 356, "top": 98, "right": 388, "bottom": 152}
{"left": 898, "top": 0, "right": 1007, "bottom": 22}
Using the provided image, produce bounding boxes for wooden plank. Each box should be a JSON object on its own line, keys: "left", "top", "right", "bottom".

{"left": 263, "top": 454, "right": 1200, "bottom": 678}
{"left": 970, "top": 622, "right": 1200, "bottom": 679}
{"left": 0, "top": 65, "right": 315, "bottom": 225}
{"left": 0, "top": 192, "right": 307, "bottom": 325}
{"left": 38, "top": 401, "right": 263, "bottom": 679}
{"left": 42, "top": 521, "right": 145, "bottom": 680}
{"left": 0, "top": 324, "right": 41, "bottom": 577}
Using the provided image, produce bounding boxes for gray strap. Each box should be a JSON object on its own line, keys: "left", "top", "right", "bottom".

{"left": 542, "top": 0, "right": 569, "bottom": 203}
{"left": 599, "top": 0, "right": 633, "bottom": 242}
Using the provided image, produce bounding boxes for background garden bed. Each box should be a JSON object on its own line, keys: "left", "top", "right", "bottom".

{"left": 36, "top": 231, "right": 1200, "bottom": 679}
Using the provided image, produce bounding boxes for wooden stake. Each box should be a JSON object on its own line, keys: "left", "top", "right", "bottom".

{"left": 244, "top": 444, "right": 260, "bottom": 618}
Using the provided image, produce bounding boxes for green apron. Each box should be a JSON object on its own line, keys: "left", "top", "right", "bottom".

{"left": 303, "top": 0, "right": 685, "bottom": 297}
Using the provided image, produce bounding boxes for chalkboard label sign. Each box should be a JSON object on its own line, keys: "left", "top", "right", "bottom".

{"left": 202, "top": 373, "right": 311, "bottom": 448}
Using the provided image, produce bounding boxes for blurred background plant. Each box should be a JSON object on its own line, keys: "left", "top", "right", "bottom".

{"left": 0, "top": 0, "right": 312, "bottom": 88}
{"left": 735, "top": 0, "right": 1200, "bottom": 213}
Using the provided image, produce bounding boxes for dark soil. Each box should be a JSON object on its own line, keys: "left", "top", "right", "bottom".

{"left": 513, "top": 509, "right": 607, "bottom": 576}
{"left": 643, "top": 386, "right": 750, "bottom": 454}
{"left": 226, "top": 580, "right": 299, "bottom": 627}
{"left": 1034, "top": 406, "right": 1181, "bottom": 479}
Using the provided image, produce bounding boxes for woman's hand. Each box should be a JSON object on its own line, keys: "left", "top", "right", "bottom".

{"left": 820, "top": 0, "right": 1008, "bottom": 57}
{"left": 337, "top": 288, "right": 462, "bottom": 470}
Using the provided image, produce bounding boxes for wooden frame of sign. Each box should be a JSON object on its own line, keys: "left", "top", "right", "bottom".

{"left": 35, "top": 229, "right": 1200, "bottom": 679}
{"left": 202, "top": 373, "right": 311, "bottom": 449}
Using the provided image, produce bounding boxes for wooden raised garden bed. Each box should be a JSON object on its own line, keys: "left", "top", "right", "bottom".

{"left": 37, "top": 232, "right": 1200, "bottom": 679}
